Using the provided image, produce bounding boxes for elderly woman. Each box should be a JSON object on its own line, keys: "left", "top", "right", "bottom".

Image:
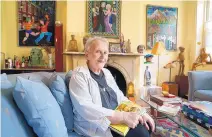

{"left": 69, "top": 37, "right": 155, "bottom": 137}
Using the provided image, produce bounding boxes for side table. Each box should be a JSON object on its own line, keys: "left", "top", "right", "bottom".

{"left": 175, "top": 75, "right": 188, "bottom": 98}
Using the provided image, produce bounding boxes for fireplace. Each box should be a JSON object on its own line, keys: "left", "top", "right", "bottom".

{"left": 104, "top": 65, "right": 127, "bottom": 95}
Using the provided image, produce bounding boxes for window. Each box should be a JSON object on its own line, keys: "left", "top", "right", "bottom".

{"left": 206, "top": 0, "right": 212, "bottom": 21}
{"left": 204, "top": 1, "right": 212, "bottom": 54}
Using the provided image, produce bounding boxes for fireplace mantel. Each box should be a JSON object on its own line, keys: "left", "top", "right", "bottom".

{"left": 63, "top": 51, "right": 143, "bottom": 57}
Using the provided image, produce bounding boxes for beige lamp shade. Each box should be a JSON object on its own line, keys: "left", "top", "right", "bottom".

{"left": 151, "top": 42, "right": 166, "bottom": 55}
{"left": 164, "top": 62, "right": 177, "bottom": 69}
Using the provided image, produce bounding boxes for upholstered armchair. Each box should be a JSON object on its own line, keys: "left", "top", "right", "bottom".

{"left": 188, "top": 71, "right": 212, "bottom": 101}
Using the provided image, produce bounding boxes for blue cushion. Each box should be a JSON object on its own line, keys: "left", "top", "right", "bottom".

{"left": 13, "top": 76, "right": 68, "bottom": 137}
{"left": 65, "top": 70, "right": 72, "bottom": 87}
{"left": 49, "top": 73, "right": 74, "bottom": 133}
{"left": 2, "top": 87, "right": 36, "bottom": 137}
{"left": 194, "top": 90, "right": 212, "bottom": 102}
{"left": 1, "top": 73, "right": 13, "bottom": 89}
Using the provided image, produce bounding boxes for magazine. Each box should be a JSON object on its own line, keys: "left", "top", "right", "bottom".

{"left": 110, "top": 101, "right": 146, "bottom": 136}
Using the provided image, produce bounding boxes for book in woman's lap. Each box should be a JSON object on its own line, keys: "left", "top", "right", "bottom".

{"left": 110, "top": 101, "right": 146, "bottom": 136}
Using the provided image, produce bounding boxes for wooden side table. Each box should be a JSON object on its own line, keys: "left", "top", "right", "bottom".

{"left": 1, "top": 68, "right": 55, "bottom": 74}
{"left": 175, "top": 75, "right": 188, "bottom": 98}
{"left": 162, "top": 82, "right": 178, "bottom": 96}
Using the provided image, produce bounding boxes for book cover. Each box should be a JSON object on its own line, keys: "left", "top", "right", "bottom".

{"left": 110, "top": 101, "right": 146, "bottom": 136}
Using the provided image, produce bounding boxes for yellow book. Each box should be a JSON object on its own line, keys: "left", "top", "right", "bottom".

{"left": 110, "top": 101, "right": 146, "bottom": 136}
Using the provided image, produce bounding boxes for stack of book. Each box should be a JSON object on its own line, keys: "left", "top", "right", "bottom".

{"left": 150, "top": 94, "right": 182, "bottom": 106}
{"left": 182, "top": 101, "right": 212, "bottom": 129}
{"left": 158, "top": 104, "right": 181, "bottom": 116}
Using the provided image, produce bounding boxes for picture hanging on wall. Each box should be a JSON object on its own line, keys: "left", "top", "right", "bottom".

{"left": 18, "top": 1, "right": 55, "bottom": 46}
{"left": 87, "top": 1, "right": 121, "bottom": 38}
{"left": 146, "top": 5, "right": 178, "bottom": 51}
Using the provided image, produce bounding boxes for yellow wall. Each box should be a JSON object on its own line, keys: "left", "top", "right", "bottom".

{"left": 2, "top": 1, "right": 206, "bottom": 84}
{"left": 1, "top": 1, "right": 66, "bottom": 68}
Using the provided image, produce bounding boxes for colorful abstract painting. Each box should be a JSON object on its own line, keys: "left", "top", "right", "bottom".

{"left": 87, "top": 1, "right": 121, "bottom": 38}
{"left": 146, "top": 5, "right": 178, "bottom": 51}
{"left": 18, "top": 1, "right": 55, "bottom": 46}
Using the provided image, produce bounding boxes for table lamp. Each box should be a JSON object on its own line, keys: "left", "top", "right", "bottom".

{"left": 151, "top": 41, "right": 166, "bottom": 85}
{"left": 164, "top": 62, "right": 177, "bottom": 82}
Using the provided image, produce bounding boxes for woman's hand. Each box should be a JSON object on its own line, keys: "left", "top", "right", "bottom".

{"left": 141, "top": 113, "right": 155, "bottom": 132}
{"left": 122, "top": 112, "right": 141, "bottom": 129}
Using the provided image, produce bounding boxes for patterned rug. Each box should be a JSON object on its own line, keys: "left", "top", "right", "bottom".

{"left": 153, "top": 118, "right": 191, "bottom": 137}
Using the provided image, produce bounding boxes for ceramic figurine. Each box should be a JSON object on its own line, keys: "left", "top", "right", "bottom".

{"left": 120, "top": 33, "right": 126, "bottom": 53}
{"left": 137, "top": 45, "right": 145, "bottom": 54}
{"left": 144, "top": 54, "right": 154, "bottom": 64}
{"left": 172, "top": 47, "right": 185, "bottom": 75}
{"left": 144, "top": 66, "right": 151, "bottom": 86}
{"left": 83, "top": 35, "right": 90, "bottom": 51}
{"left": 126, "top": 39, "right": 131, "bottom": 53}
{"left": 68, "top": 35, "right": 78, "bottom": 52}
{"left": 192, "top": 47, "right": 212, "bottom": 70}
{"left": 28, "top": 48, "right": 45, "bottom": 67}
{"left": 127, "top": 82, "right": 135, "bottom": 98}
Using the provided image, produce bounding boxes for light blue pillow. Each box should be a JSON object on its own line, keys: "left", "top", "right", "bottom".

{"left": 13, "top": 76, "right": 68, "bottom": 137}
{"left": 2, "top": 87, "right": 36, "bottom": 137}
{"left": 65, "top": 70, "right": 72, "bottom": 87}
{"left": 1, "top": 73, "right": 13, "bottom": 89}
{"left": 49, "top": 73, "right": 74, "bottom": 133}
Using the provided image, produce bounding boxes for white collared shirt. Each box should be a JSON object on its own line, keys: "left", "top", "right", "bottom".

{"left": 69, "top": 66, "right": 128, "bottom": 137}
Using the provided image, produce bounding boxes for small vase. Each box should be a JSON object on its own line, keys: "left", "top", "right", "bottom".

{"left": 48, "top": 54, "right": 53, "bottom": 68}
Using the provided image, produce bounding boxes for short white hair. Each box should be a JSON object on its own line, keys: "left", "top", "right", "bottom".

{"left": 85, "top": 37, "right": 109, "bottom": 52}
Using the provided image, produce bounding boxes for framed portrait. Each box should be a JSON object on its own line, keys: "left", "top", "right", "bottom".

{"left": 146, "top": 5, "right": 178, "bottom": 51}
{"left": 18, "top": 1, "right": 55, "bottom": 46}
{"left": 87, "top": 1, "right": 121, "bottom": 38}
{"left": 109, "top": 42, "right": 121, "bottom": 53}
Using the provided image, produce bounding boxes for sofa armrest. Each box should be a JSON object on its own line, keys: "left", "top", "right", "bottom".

{"left": 188, "top": 71, "right": 212, "bottom": 101}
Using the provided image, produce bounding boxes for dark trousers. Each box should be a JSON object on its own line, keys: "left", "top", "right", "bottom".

{"left": 111, "top": 124, "right": 151, "bottom": 137}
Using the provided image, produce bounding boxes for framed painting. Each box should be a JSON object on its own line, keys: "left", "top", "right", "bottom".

{"left": 18, "top": 1, "right": 55, "bottom": 46}
{"left": 109, "top": 42, "right": 121, "bottom": 53}
{"left": 146, "top": 5, "right": 178, "bottom": 51}
{"left": 87, "top": 1, "right": 121, "bottom": 38}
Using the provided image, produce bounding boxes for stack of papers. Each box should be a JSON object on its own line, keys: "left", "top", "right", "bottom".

{"left": 158, "top": 104, "right": 181, "bottom": 116}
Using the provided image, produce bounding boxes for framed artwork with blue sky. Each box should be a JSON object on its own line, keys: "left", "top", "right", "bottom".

{"left": 146, "top": 5, "right": 178, "bottom": 51}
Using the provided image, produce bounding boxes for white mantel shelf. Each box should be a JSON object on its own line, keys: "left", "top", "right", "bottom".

{"left": 63, "top": 51, "right": 144, "bottom": 56}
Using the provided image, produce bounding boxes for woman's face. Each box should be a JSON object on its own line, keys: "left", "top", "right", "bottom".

{"left": 86, "top": 40, "right": 109, "bottom": 70}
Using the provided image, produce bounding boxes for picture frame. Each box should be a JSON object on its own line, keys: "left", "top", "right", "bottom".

{"left": 146, "top": 5, "right": 178, "bottom": 51}
{"left": 87, "top": 1, "right": 121, "bottom": 38}
{"left": 18, "top": 1, "right": 55, "bottom": 46}
{"left": 109, "top": 42, "right": 121, "bottom": 53}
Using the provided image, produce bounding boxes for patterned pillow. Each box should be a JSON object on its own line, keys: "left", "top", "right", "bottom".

{"left": 13, "top": 76, "right": 68, "bottom": 137}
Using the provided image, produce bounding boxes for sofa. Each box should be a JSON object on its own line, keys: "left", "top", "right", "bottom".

{"left": 188, "top": 71, "right": 212, "bottom": 101}
{"left": 1, "top": 72, "right": 82, "bottom": 137}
